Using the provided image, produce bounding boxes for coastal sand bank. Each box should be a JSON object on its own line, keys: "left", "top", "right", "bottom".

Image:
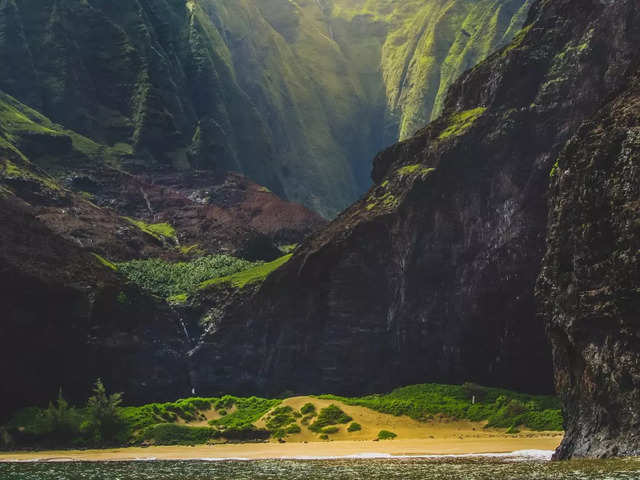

{"left": 0, "top": 436, "right": 562, "bottom": 462}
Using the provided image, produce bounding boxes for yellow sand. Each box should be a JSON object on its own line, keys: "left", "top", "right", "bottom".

{"left": 0, "top": 396, "right": 563, "bottom": 462}
{"left": 0, "top": 437, "right": 562, "bottom": 462}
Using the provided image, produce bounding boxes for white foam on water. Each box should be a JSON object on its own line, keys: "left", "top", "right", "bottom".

{"left": 196, "top": 450, "right": 554, "bottom": 462}
{"left": 199, "top": 457, "right": 252, "bottom": 462}
{"left": 0, "top": 449, "right": 554, "bottom": 463}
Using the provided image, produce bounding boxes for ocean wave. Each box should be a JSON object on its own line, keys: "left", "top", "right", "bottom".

{"left": 196, "top": 450, "right": 554, "bottom": 462}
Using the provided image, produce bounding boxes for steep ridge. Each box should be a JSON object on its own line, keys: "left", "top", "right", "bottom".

{"left": 185, "top": 1, "right": 640, "bottom": 460}
{"left": 537, "top": 73, "right": 640, "bottom": 458}
{"left": 329, "top": 0, "right": 532, "bottom": 140}
{"left": 0, "top": 0, "right": 530, "bottom": 216}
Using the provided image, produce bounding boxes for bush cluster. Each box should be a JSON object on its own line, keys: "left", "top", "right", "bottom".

{"left": 318, "top": 383, "right": 563, "bottom": 432}
{"left": 117, "top": 255, "right": 257, "bottom": 299}
{"left": 378, "top": 430, "right": 397, "bottom": 440}
{"left": 309, "top": 405, "right": 352, "bottom": 433}
{"left": 5, "top": 380, "right": 125, "bottom": 449}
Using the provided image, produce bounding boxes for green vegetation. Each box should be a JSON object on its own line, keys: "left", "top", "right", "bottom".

{"left": 397, "top": 164, "right": 436, "bottom": 178}
{"left": 278, "top": 244, "right": 298, "bottom": 254}
{"left": 321, "top": 426, "right": 340, "bottom": 434}
{"left": 347, "top": 422, "right": 362, "bottom": 432}
{"left": 300, "top": 403, "right": 316, "bottom": 416}
{"left": 84, "top": 379, "right": 124, "bottom": 444}
{"left": 0, "top": 92, "right": 125, "bottom": 196}
{"left": 264, "top": 406, "right": 297, "bottom": 430}
{"left": 438, "top": 107, "right": 487, "bottom": 140}
{"left": 123, "top": 217, "right": 177, "bottom": 243}
{"left": 286, "top": 424, "right": 301, "bottom": 434}
{"left": 117, "top": 255, "right": 256, "bottom": 299}
{"left": 506, "top": 425, "right": 521, "bottom": 435}
{"left": 4, "top": 380, "right": 125, "bottom": 449}
{"left": 366, "top": 191, "right": 399, "bottom": 212}
{"left": 167, "top": 293, "right": 188, "bottom": 305}
{"left": 3, "top": 383, "right": 563, "bottom": 450}
{"left": 179, "top": 244, "right": 203, "bottom": 256}
{"left": 330, "top": 0, "right": 531, "bottom": 139}
{"left": 318, "top": 383, "right": 563, "bottom": 432}
{"left": 377, "top": 430, "right": 397, "bottom": 440}
{"left": 301, "top": 414, "right": 315, "bottom": 425}
{"left": 208, "top": 396, "right": 280, "bottom": 434}
{"left": 308, "top": 405, "right": 353, "bottom": 433}
{"left": 92, "top": 253, "right": 118, "bottom": 272}
{"left": 199, "top": 254, "right": 292, "bottom": 290}
{"left": 550, "top": 159, "right": 560, "bottom": 178}
{"left": 139, "top": 424, "right": 219, "bottom": 446}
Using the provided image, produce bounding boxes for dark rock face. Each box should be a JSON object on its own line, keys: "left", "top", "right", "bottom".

{"left": 537, "top": 73, "right": 640, "bottom": 458}
{"left": 187, "top": 0, "right": 640, "bottom": 448}
{"left": 0, "top": 92, "right": 323, "bottom": 415}
{"left": 0, "top": 196, "right": 192, "bottom": 417}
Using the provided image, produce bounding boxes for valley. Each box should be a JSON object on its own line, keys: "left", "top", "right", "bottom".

{"left": 0, "top": 0, "right": 639, "bottom": 465}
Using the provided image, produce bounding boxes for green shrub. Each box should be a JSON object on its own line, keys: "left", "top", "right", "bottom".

{"left": 347, "top": 422, "right": 362, "bottom": 432}
{"left": 286, "top": 424, "right": 301, "bottom": 434}
{"left": 322, "top": 426, "right": 339, "bottom": 434}
{"left": 209, "top": 397, "right": 280, "bottom": 431}
{"left": 378, "top": 430, "right": 397, "bottom": 440}
{"left": 300, "top": 403, "right": 316, "bottom": 415}
{"left": 319, "top": 434, "right": 329, "bottom": 440}
{"left": 506, "top": 425, "right": 521, "bottom": 435}
{"left": 301, "top": 414, "right": 314, "bottom": 425}
{"left": 140, "top": 423, "right": 219, "bottom": 445}
{"left": 220, "top": 425, "right": 270, "bottom": 441}
{"left": 265, "top": 406, "right": 296, "bottom": 430}
{"left": 309, "top": 405, "right": 352, "bottom": 432}
{"left": 214, "top": 396, "right": 236, "bottom": 411}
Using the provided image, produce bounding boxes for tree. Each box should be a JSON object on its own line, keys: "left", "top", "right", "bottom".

{"left": 86, "top": 379, "right": 123, "bottom": 443}
{"left": 44, "top": 389, "right": 78, "bottom": 441}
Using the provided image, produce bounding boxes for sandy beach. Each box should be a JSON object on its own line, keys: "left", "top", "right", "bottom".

{"left": 0, "top": 436, "right": 562, "bottom": 462}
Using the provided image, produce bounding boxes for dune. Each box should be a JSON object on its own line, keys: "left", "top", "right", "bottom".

{"left": 0, "top": 396, "right": 563, "bottom": 462}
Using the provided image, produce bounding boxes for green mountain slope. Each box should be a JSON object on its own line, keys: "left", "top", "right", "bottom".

{"left": 0, "top": 0, "right": 530, "bottom": 216}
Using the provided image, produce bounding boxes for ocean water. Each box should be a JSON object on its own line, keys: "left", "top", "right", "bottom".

{"left": 2, "top": 453, "right": 640, "bottom": 480}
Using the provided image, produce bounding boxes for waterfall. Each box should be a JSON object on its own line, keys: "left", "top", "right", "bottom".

{"left": 178, "top": 317, "right": 191, "bottom": 343}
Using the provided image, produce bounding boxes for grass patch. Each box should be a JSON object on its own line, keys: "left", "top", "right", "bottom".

{"left": 140, "top": 423, "right": 219, "bottom": 446}
{"left": 117, "top": 255, "right": 256, "bottom": 299}
{"left": 92, "top": 253, "right": 118, "bottom": 272}
{"left": 264, "top": 406, "right": 297, "bottom": 430}
{"left": 167, "top": 293, "right": 188, "bottom": 305}
{"left": 199, "top": 254, "right": 292, "bottom": 290}
{"left": 318, "top": 383, "right": 563, "bottom": 431}
{"left": 308, "top": 405, "right": 352, "bottom": 433}
{"left": 123, "top": 217, "right": 177, "bottom": 243}
{"left": 179, "top": 244, "right": 203, "bottom": 256}
{"left": 396, "top": 164, "right": 436, "bottom": 178}
{"left": 438, "top": 108, "right": 487, "bottom": 140}
{"left": 208, "top": 396, "right": 280, "bottom": 432}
